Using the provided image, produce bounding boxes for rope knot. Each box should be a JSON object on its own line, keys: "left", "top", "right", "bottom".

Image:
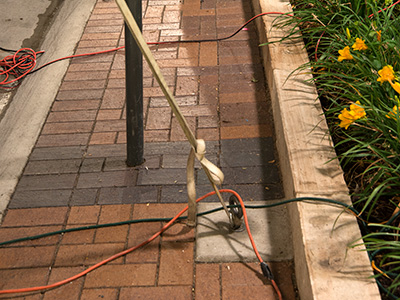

{"left": 194, "top": 139, "right": 224, "bottom": 186}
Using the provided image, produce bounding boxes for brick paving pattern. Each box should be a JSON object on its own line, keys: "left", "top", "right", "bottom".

{"left": 0, "top": 0, "right": 297, "bottom": 299}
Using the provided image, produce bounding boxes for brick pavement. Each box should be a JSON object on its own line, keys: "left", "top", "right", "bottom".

{"left": 0, "top": 0, "right": 297, "bottom": 299}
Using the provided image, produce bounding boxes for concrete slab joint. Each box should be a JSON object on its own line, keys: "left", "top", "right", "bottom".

{"left": 251, "top": 0, "right": 381, "bottom": 299}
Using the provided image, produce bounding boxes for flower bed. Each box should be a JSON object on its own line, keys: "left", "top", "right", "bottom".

{"left": 268, "top": 0, "right": 400, "bottom": 298}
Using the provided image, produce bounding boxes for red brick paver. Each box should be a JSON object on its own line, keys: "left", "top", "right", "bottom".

{"left": 0, "top": 204, "right": 295, "bottom": 299}
{"left": 0, "top": 0, "right": 296, "bottom": 299}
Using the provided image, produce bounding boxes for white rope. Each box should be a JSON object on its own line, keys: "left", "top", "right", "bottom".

{"left": 116, "top": 0, "right": 228, "bottom": 226}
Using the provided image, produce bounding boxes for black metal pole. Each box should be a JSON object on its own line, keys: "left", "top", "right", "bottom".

{"left": 125, "top": 0, "right": 144, "bottom": 166}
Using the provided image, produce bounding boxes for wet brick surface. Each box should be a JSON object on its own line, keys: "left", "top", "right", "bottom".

{"left": 0, "top": 0, "right": 296, "bottom": 298}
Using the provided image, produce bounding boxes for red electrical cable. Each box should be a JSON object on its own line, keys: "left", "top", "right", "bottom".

{"left": 0, "top": 189, "right": 282, "bottom": 300}
{"left": 0, "top": 48, "right": 44, "bottom": 88}
{"left": 30, "top": 46, "right": 125, "bottom": 74}
{"left": 0, "top": 12, "right": 293, "bottom": 89}
{"left": 2, "top": 4, "right": 399, "bottom": 87}
{"left": 369, "top": 0, "right": 400, "bottom": 18}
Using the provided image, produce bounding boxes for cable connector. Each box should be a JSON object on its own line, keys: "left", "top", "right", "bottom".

{"left": 260, "top": 261, "right": 274, "bottom": 280}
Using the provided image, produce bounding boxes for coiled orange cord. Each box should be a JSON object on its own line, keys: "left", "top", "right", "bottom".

{"left": 0, "top": 48, "right": 44, "bottom": 88}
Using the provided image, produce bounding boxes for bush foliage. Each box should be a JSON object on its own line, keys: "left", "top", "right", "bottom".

{"left": 267, "top": 0, "right": 400, "bottom": 297}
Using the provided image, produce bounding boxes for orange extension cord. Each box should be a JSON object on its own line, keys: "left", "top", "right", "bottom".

{"left": 0, "top": 189, "right": 282, "bottom": 300}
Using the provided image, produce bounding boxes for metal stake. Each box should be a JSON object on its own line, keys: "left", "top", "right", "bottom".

{"left": 125, "top": 0, "right": 144, "bottom": 167}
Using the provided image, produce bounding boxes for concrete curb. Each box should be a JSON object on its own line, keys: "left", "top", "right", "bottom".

{"left": 0, "top": 0, "right": 97, "bottom": 222}
{"left": 252, "top": 0, "right": 381, "bottom": 299}
{"left": 196, "top": 201, "right": 293, "bottom": 263}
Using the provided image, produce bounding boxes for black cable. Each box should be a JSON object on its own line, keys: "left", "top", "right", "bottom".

{"left": 0, "top": 46, "right": 17, "bottom": 53}
{"left": 0, "top": 196, "right": 398, "bottom": 298}
{"left": 0, "top": 196, "right": 360, "bottom": 247}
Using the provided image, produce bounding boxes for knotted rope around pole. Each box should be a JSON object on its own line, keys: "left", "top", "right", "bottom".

{"left": 116, "top": 0, "right": 231, "bottom": 226}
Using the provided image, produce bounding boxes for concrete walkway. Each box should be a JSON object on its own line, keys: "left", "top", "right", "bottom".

{"left": 0, "top": 0, "right": 297, "bottom": 299}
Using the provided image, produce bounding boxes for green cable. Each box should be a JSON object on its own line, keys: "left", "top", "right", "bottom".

{"left": 0, "top": 196, "right": 358, "bottom": 246}
{"left": 0, "top": 216, "right": 186, "bottom": 246}
{"left": 1, "top": 196, "right": 397, "bottom": 298}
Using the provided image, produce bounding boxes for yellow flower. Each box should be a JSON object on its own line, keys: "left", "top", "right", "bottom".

{"left": 377, "top": 65, "right": 396, "bottom": 83}
{"left": 377, "top": 65, "right": 400, "bottom": 94}
{"left": 389, "top": 81, "right": 400, "bottom": 94}
{"left": 376, "top": 30, "right": 381, "bottom": 42}
{"left": 338, "top": 46, "right": 354, "bottom": 62}
{"left": 352, "top": 38, "right": 368, "bottom": 51}
{"left": 346, "top": 28, "right": 351, "bottom": 39}
{"left": 338, "top": 101, "right": 366, "bottom": 129}
{"left": 386, "top": 106, "right": 399, "bottom": 119}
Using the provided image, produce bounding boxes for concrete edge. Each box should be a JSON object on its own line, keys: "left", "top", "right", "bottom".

{"left": 0, "top": 93, "right": 13, "bottom": 122}
{"left": 195, "top": 200, "right": 293, "bottom": 263}
{"left": 0, "top": 0, "right": 97, "bottom": 222}
{"left": 252, "top": 0, "right": 381, "bottom": 299}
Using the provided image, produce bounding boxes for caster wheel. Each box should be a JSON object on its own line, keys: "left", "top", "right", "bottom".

{"left": 229, "top": 195, "right": 243, "bottom": 230}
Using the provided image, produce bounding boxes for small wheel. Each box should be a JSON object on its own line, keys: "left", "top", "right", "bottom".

{"left": 229, "top": 195, "right": 243, "bottom": 219}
